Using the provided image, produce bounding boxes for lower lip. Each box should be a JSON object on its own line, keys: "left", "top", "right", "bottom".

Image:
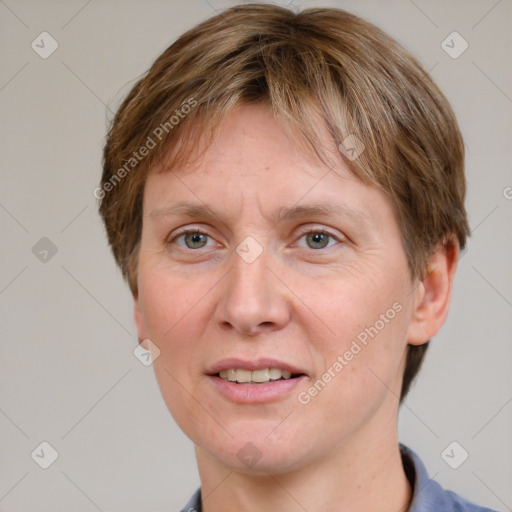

{"left": 207, "top": 375, "right": 307, "bottom": 403}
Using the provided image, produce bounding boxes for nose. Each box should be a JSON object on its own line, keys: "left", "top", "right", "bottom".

{"left": 214, "top": 245, "right": 291, "bottom": 336}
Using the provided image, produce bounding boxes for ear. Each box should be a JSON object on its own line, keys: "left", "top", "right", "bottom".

{"left": 133, "top": 293, "right": 149, "bottom": 343}
{"left": 407, "top": 237, "right": 460, "bottom": 346}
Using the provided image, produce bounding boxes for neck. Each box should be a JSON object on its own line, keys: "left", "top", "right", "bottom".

{"left": 195, "top": 423, "right": 412, "bottom": 512}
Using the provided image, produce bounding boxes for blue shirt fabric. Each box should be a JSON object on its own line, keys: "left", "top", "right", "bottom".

{"left": 179, "top": 444, "right": 497, "bottom": 511}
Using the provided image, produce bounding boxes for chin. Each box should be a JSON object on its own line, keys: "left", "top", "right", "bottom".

{"left": 214, "top": 443, "right": 307, "bottom": 476}
{"left": 194, "top": 419, "right": 315, "bottom": 475}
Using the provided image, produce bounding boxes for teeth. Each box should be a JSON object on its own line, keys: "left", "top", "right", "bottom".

{"left": 218, "top": 368, "right": 293, "bottom": 384}
{"left": 251, "top": 368, "right": 270, "bottom": 382}
{"left": 236, "top": 369, "right": 252, "bottom": 383}
{"left": 269, "top": 368, "right": 283, "bottom": 380}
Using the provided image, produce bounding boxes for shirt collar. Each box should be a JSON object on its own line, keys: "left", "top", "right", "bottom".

{"left": 400, "top": 443, "right": 453, "bottom": 511}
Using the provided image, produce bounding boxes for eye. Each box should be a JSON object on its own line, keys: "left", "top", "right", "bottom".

{"left": 168, "top": 227, "right": 343, "bottom": 252}
{"left": 171, "top": 230, "right": 216, "bottom": 250}
{"left": 296, "top": 229, "right": 341, "bottom": 250}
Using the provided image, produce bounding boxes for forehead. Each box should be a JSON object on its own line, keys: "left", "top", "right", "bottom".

{"left": 144, "top": 103, "right": 395, "bottom": 232}
{"left": 149, "top": 103, "right": 354, "bottom": 189}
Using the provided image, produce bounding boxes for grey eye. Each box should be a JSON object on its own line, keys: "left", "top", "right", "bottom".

{"left": 299, "top": 231, "right": 338, "bottom": 250}
{"left": 306, "top": 232, "right": 330, "bottom": 249}
{"left": 180, "top": 232, "right": 210, "bottom": 249}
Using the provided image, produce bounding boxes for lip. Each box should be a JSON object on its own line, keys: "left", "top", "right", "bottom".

{"left": 205, "top": 357, "right": 308, "bottom": 404}
{"left": 207, "top": 374, "right": 308, "bottom": 403}
{"left": 206, "top": 357, "right": 308, "bottom": 376}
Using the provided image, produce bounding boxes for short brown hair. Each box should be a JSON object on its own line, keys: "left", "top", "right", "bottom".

{"left": 99, "top": 3, "right": 470, "bottom": 401}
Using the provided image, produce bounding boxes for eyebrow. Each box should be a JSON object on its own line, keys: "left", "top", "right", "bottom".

{"left": 149, "top": 201, "right": 372, "bottom": 227}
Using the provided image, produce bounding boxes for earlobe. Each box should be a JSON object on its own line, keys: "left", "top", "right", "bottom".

{"left": 407, "top": 238, "right": 459, "bottom": 346}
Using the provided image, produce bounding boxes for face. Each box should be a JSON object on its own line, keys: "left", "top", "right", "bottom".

{"left": 134, "top": 103, "right": 423, "bottom": 474}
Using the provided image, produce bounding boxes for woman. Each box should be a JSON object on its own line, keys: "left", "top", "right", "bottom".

{"left": 98, "top": 4, "right": 496, "bottom": 511}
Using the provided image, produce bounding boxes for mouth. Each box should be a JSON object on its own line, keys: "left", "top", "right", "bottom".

{"left": 206, "top": 358, "right": 308, "bottom": 402}
{"left": 216, "top": 367, "right": 306, "bottom": 384}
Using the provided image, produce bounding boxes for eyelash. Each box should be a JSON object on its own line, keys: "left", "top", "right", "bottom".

{"left": 168, "top": 227, "right": 344, "bottom": 251}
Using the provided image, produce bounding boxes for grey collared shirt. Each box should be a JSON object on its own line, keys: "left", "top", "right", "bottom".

{"left": 179, "top": 444, "right": 497, "bottom": 511}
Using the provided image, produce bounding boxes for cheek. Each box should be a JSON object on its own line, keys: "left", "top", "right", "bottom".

{"left": 137, "top": 266, "right": 208, "bottom": 416}
{"left": 300, "top": 267, "right": 407, "bottom": 353}
{"left": 138, "top": 260, "right": 212, "bottom": 343}
{"left": 137, "top": 256, "right": 245, "bottom": 432}
{"left": 297, "top": 269, "right": 410, "bottom": 412}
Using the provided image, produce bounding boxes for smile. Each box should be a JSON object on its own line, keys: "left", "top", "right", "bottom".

{"left": 207, "top": 358, "right": 308, "bottom": 402}
{"left": 218, "top": 368, "right": 295, "bottom": 384}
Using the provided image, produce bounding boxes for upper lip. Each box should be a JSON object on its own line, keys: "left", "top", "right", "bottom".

{"left": 206, "top": 357, "right": 308, "bottom": 376}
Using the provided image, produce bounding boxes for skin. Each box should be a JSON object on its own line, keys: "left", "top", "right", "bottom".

{"left": 133, "top": 103, "right": 459, "bottom": 511}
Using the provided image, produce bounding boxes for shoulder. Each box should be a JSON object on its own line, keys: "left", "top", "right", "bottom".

{"left": 444, "top": 489, "right": 497, "bottom": 512}
{"left": 400, "top": 444, "right": 498, "bottom": 512}
{"left": 178, "top": 487, "right": 201, "bottom": 512}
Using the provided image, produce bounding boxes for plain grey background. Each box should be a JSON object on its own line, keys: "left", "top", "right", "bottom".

{"left": 1, "top": 0, "right": 511, "bottom": 510}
